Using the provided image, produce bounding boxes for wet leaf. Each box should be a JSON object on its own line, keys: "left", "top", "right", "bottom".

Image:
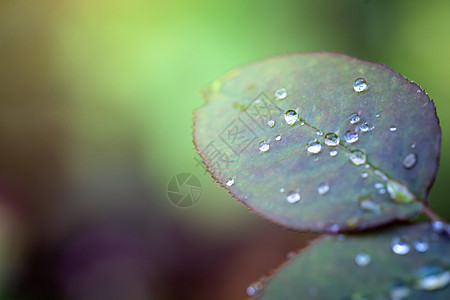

{"left": 258, "top": 223, "right": 450, "bottom": 299}
{"left": 193, "top": 52, "right": 440, "bottom": 232}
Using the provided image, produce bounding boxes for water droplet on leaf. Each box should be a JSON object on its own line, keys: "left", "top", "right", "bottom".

{"left": 324, "top": 133, "right": 340, "bottom": 146}
{"left": 349, "top": 150, "right": 366, "bottom": 165}
{"left": 374, "top": 169, "right": 388, "bottom": 181}
{"left": 284, "top": 110, "right": 299, "bottom": 125}
{"left": 360, "top": 172, "right": 368, "bottom": 179}
{"left": 391, "top": 237, "right": 410, "bottom": 255}
{"left": 275, "top": 135, "right": 281, "bottom": 141}
{"left": 275, "top": 88, "right": 287, "bottom": 100}
{"left": 246, "top": 286, "right": 256, "bottom": 296}
{"left": 414, "top": 239, "right": 429, "bottom": 253}
{"left": 326, "top": 224, "right": 340, "bottom": 233}
{"left": 375, "top": 182, "right": 384, "bottom": 189}
{"left": 359, "top": 122, "right": 370, "bottom": 132}
{"left": 386, "top": 180, "right": 415, "bottom": 204}
{"left": 225, "top": 178, "right": 234, "bottom": 186}
{"left": 402, "top": 153, "right": 417, "bottom": 169}
{"left": 349, "top": 113, "right": 361, "bottom": 124}
{"left": 267, "top": 120, "right": 275, "bottom": 127}
{"left": 389, "top": 283, "right": 410, "bottom": 300}
{"left": 355, "top": 252, "right": 371, "bottom": 266}
{"left": 306, "top": 139, "right": 322, "bottom": 154}
{"left": 316, "top": 130, "right": 324, "bottom": 136}
{"left": 431, "top": 221, "right": 445, "bottom": 232}
{"left": 259, "top": 141, "right": 270, "bottom": 152}
{"left": 286, "top": 192, "right": 301, "bottom": 204}
{"left": 317, "top": 183, "right": 330, "bottom": 195}
{"left": 414, "top": 264, "right": 450, "bottom": 291}
{"left": 329, "top": 149, "right": 338, "bottom": 157}
{"left": 353, "top": 78, "right": 368, "bottom": 92}
{"left": 344, "top": 131, "right": 359, "bottom": 144}
{"left": 359, "top": 198, "right": 381, "bottom": 214}
{"left": 389, "top": 125, "right": 397, "bottom": 132}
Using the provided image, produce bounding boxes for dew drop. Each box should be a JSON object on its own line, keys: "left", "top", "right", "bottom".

{"left": 259, "top": 141, "right": 270, "bottom": 152}
{"left": 374, "top": 169, "right": 388, "bottom": 181}
{"left": 359, "top": 122, "right": 370, "bottom": 132}
{"left": 246, "top": 286, "right": 256, "bottom": 296}
{"left": 378, "top": 188, "right": 386, "bottom": 194}
{"left": 275, "top": 135, "right": 281, "bottom": 141}
{"left": 376, "top": 114, "right": 380, "bottom": 118}
{"left": 344, "top": 131, "right": 359, "bottom": 144}
{"left": 316, "top": 130, "right": 324, "bottom": 136}
{"left": 324, "top": 133, "right": 340, "bottom": 146}
{"left": 389, "top": 283, "right": 410, "bottom": 300}
{"left": 414, "top": 239, "right": 429, "bottom": 253}
{"left": 391, "top": 237, "right": 410, "bottom": 255}
{"left": 349, "top": 150, "right": 366, "bottom": 166}
{"left": 284, "top": 110, "right": 299, "bottom": 125}
{"left": 329, "top": 149, "right": 338, "bottom": 157}
{"left": 349, "top": 112, "right": 361, "bottom": 124}
{"left": 374, "top": 182, "right": 384, "bottom": 189}
{"left": 431, "top": 220, "right": 445, "bottom": 233}
{"left": 267, "top": 120, "right": 275, "bottom": 128}
{"left": 414, "top": 264, "right": 450, "bottom": 291}
{"left": 359, "top": 198, "right": 381, "bottom": 214}
{"left": 355, "top": 252, "right": 371, "bottom": 266}
{"left": 403, "top": 153, "right": 417, "bottom": 169}
{"left": 280, "top": 188, "right": 285, "bottom": 193}
{"left": 353, "top": 78, "right": 368, "bottom": 92}
{"left": 286, "top": 192, "right": 301, "bottom": 204}
{"left": 411, "top": 143, "right": 416, "bottom": 149}
{"left": 306, "top": 139, "right": 322, "bottom": 154}
{"left": 246, "top": 282, "right": 263, "bottom": 296}
{"left": 275, "top": 88, "right": 287, "bottom": 100}
{"left": 389, "top": 125, "right": 397, "bottom": 132}
{"left": 225, "top": 178, "right": 234, "bottom": 186}
{"left": 326, "top": 224, "right": 340, "bottom": 233}
{"left": 360, "top": 172, "right": 369, "bottom": 179}
{"left": 317, "top": 183, "right": 330, "bottom": 195}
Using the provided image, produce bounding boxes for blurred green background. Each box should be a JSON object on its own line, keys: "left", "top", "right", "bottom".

{"left": 0, "top": 0, "right": 449, "bottom": 299}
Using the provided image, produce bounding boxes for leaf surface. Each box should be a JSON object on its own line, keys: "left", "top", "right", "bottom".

{"left": 194, "top": 52, "right": 440, "bottom": 232}
{"left": 257, "top": 222, "right": 450, "bottom": 299}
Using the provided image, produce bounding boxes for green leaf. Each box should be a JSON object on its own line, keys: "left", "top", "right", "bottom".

{"left": 257, "top": 223, "right": 450, "bottom": 299}
{"left": 194, "top": 52, "right": 440, "bottom": 232}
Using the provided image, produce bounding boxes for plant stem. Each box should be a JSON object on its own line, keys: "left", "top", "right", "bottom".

{"left": 422, "top": 203, "right": 444, "bottom": 222}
